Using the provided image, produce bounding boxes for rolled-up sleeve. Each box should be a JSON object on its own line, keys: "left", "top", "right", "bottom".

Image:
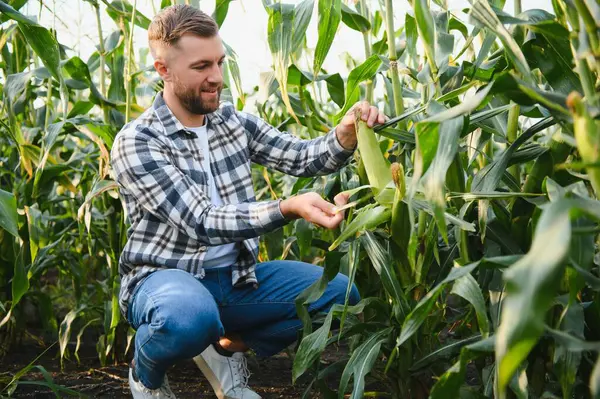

{"left": 238, "top": 110, "right": 355, "bottom": 177}
{"left": 110, "top": 128, "right": 288, "bottom": 245}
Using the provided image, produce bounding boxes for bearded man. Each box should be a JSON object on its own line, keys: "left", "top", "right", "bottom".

{"left": 110, "top": 5, "right": 386, "bottom": 398}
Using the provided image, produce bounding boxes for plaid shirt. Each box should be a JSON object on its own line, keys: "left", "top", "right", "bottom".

{"left": 110, "top": 92, "right": 355, "bottom": 317}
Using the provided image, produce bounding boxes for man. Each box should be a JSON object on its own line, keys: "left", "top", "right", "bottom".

{"left": 110, "top": 5, "right": 387, "bottom": 399}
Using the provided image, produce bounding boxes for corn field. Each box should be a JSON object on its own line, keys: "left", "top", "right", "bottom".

{"left": 1, "top": 0, "right": 600, "bottom": 397}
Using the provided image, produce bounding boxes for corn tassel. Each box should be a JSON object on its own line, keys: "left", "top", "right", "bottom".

{"left": 567, "top": 92, "right": 600, "bottom": 197}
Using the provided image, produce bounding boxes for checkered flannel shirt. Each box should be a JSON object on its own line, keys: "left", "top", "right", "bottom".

{"left": 109, "top": 91, "right": 356, "bottom": 318}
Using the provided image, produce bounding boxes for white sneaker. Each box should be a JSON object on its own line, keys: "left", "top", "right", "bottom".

{"left": 193, "top": 344, "right": 261, "bottom": 399}
{"left": 129, "top": 367, "right": 177, "bottom": 398}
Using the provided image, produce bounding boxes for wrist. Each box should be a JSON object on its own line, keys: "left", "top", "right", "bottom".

{"left": 335, "top": 126, "right": 357, "bottom": 150}
{"left": 279, "top": 198, "right": 297, "bottom": 220}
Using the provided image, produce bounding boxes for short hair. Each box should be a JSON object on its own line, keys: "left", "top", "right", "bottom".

{"left": 148, "top": 5, "right": 218, "bottom": 59}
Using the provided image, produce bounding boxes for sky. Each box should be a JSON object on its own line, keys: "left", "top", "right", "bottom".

{"left": 21, "top": 0, "right": 554, "bottom": 104}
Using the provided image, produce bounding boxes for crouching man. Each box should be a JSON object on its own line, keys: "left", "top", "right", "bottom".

{"left": 110, "top": 4, "right": 386, "bottom": 398}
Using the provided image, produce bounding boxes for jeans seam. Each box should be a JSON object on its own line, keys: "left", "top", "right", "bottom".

{"left": 220, "top": 301, "right": 296, "bottom": 307}
{"left": 216, "top": 269, "right": 225, "bottom": 304}
{"left": 135, "top": 288, "right": 163, "bottom": 358}
{"left": 260, "top": 322, "right": 302, "bottom": 339}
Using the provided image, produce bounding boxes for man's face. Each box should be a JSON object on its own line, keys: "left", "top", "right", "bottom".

{"left": 165, "top": 34, "right": 225, "bottom": 114}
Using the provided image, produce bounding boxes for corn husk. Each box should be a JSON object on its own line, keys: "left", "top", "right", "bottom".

{"left": 354, "top": 109, "right": 392, "bottom": 194}
{"left": 567, "top": 92, "right": 600, "bottom": 197}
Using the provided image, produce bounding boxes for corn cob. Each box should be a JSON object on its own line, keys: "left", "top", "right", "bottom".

{"left": 391, "top": 163, "right": 409, "bottom": 245}
{"left": 354, "top": 108, "right": 392, "bottom": 194}
{"left": 390, "top": 163, "right": 411, "bottom": 279}
{"left": 567, "top": 92, "right": 600, "bottom": 197}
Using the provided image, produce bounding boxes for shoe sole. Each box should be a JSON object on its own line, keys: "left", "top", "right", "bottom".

{"left": 193, "top": 355, "right": 228, "bottom": 399}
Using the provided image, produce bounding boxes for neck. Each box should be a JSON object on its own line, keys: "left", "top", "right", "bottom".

{"left": 163, "top": 88, "right": 206, "bottom": 127}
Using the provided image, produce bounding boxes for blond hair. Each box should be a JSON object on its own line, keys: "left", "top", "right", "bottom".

{"left": 148, "top": 5, "right": 218, "bottom": 58}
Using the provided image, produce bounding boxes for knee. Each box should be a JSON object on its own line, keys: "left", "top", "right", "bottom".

{"left": 162, "top": 298, "right": 223, "bottom": 351}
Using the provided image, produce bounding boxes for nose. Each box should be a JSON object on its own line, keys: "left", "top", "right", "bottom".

{"left": 206, "top": 63, "right": 223, "bottom": 85}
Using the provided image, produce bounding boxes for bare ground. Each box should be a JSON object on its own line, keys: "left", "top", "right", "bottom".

{"left": 1, "top": 339, "right": 382, "bottom": 398}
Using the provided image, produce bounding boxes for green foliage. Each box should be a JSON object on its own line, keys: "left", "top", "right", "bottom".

{"left": 1, "top": 0, "right": 600, "bottom": 398}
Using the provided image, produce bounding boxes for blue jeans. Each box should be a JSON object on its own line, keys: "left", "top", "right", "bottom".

{"left": 126, "top": 260, "right": 360, "bottom": 389}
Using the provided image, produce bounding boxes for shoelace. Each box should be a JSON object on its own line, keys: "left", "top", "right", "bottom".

{"left": 161, "top": 377, "right": 176, "bottom": 398}
{"left": 231, "top": 355, "right": 252, "bottom": 392}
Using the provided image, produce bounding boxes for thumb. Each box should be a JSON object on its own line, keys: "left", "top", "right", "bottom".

{"left": 334, "top": 192, "right": 350, "bottom": 206}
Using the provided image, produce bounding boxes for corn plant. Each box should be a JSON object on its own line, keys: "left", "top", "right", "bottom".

{"left": 1, "top": 0, "right": 600, "bottom": 398}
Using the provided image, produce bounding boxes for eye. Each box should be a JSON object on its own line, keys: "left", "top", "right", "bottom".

{"left": 194, "top": 66, "right": 206, "bottom": 70}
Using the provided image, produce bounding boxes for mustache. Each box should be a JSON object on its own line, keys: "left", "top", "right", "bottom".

{"left": 200, "top": 85, "right": 222, "bottom": 91}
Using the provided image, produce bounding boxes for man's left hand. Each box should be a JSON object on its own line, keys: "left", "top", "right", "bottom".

{"left": 335, "top": 101, "right": 387, "bottom": 150}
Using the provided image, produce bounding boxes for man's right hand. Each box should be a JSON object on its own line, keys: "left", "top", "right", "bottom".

{"left": 279, "top": 192, "right": 349, "bottom": 230}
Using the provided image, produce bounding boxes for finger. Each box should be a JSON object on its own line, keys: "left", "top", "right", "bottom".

{"left": 334, "top": 192, "right": 350, "bottom": 206}
{"left": 377, "top": 113, "right": 386, "bottom": 124}
{"left": 320, "top": 210, "right": 343, "bottom": 229}
{"left": 312, "top": 196, "right": 337, "bottom": 216}
{"left": 328, "top": 212, "right": 343, "bottom": 229}
{"left": 334, "top": 193, "right": 351, "bottom": 218}
{"left": 367, "top": 106, "right": 379, "bottom": 127}
{"left": 311, "top": 208, "right": 340, "bottom": 229}
{"left": 361, "top": 101, "right": 370, "bottom": 121}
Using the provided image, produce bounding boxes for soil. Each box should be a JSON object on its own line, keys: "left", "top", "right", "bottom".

{"left": 1, "top": 338, "right": 378, "bottom": 398}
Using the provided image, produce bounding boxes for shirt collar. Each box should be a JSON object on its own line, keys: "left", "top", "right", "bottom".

{"left": 152, "top": 91, "right": 225, "bottom": 137}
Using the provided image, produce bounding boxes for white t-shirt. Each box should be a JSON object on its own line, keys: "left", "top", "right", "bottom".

{"left": 186, "top": 123, "right": 240, "bottom": 269}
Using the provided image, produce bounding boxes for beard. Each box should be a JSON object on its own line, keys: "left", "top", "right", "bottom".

{"left": 172, "top": 76, "right": 221, "bottom": 115}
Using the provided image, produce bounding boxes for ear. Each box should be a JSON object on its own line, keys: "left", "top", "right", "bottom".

{"left": 154, "top": 58, "right": 171, "bottom": 82}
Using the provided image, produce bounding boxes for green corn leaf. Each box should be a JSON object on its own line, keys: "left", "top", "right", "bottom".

{"left": 0, "top": 188, "right": 19, "bottom": 238}
{"left": 0, "top": 1, "right": 61, "bottom": 81}
{"left": 295, "top": 251, "right": 344, "bottom": 336}
{"left": 105, "top": 0, "right": 151, "bottom": 30}
{"left": 11, "top": 248, "right": 28, "bottom": 312}
{"left": 313, "top": 0, "right": 341, "bottom": 76}
{"left": 296, "top": 218, "right": 313, "bottom": 259}
{"left": 413, "top": 0, "right": 437, "bottom": 75}
{"left": 292, "top": 298, "right": 381, "bottom": 382}
{"left": 419, "top": 117, "right": 464, "bottom": 243}
{"left": 451, "top": 273, "right": 490, "bottom": 336}
{"left": 58, "top": 305, "right": 87, "bottom": 366}
{"left": 265, "top": 3, "right": 298, "bottom": 122}
{"left": 425, "top": 83, "right": 493, "bottom": 123}
{"left": 360, "top": 231, "right": 407, "bottom": 312}
{"left": 325, "top": 73, "right": 345, "bottom": 107}
{"left": 470, "top": 0, "right": 533, "bottom": 82}
{"left": 552, "top": 302, "right": 585, "bottom": 398}
{"left": 397, "top": 261, "right": 480, "bottom": 348}
{"left": 329, "top": 205, "right": 391, "bottom": 251}
{"left": 338, "top": 328, "right": 392, "bottom": 399}
{"left": 411, "top": 198, "right": 476, "bottom": 232}
{"left": 405, "top": 13, "right": 418, "bottom": 64}
{"left": 376, "top": 127, "right": 415, "bottom": 144}
{"left": 429, "top": 337, "right": 495, "bottom": 399}
{"left": 410, "top": 334, "right": 483, "bottom": 372}
{"left": 494, "top": 194, "right": 600, "bottom": 396}
{"left": 335, "top": 55, "right": 383, "bottom": 124}
{"left": 340, "top": 3, "right": 370, "bottom": 33}
{"left": 213, "top": 0, "right": 234, "bottom": 28}
{"left": 472, "top": 117, "right": 555, "bottom": 192}
{"left": 291, "top": 0, "right": 314, "bottom": 53}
